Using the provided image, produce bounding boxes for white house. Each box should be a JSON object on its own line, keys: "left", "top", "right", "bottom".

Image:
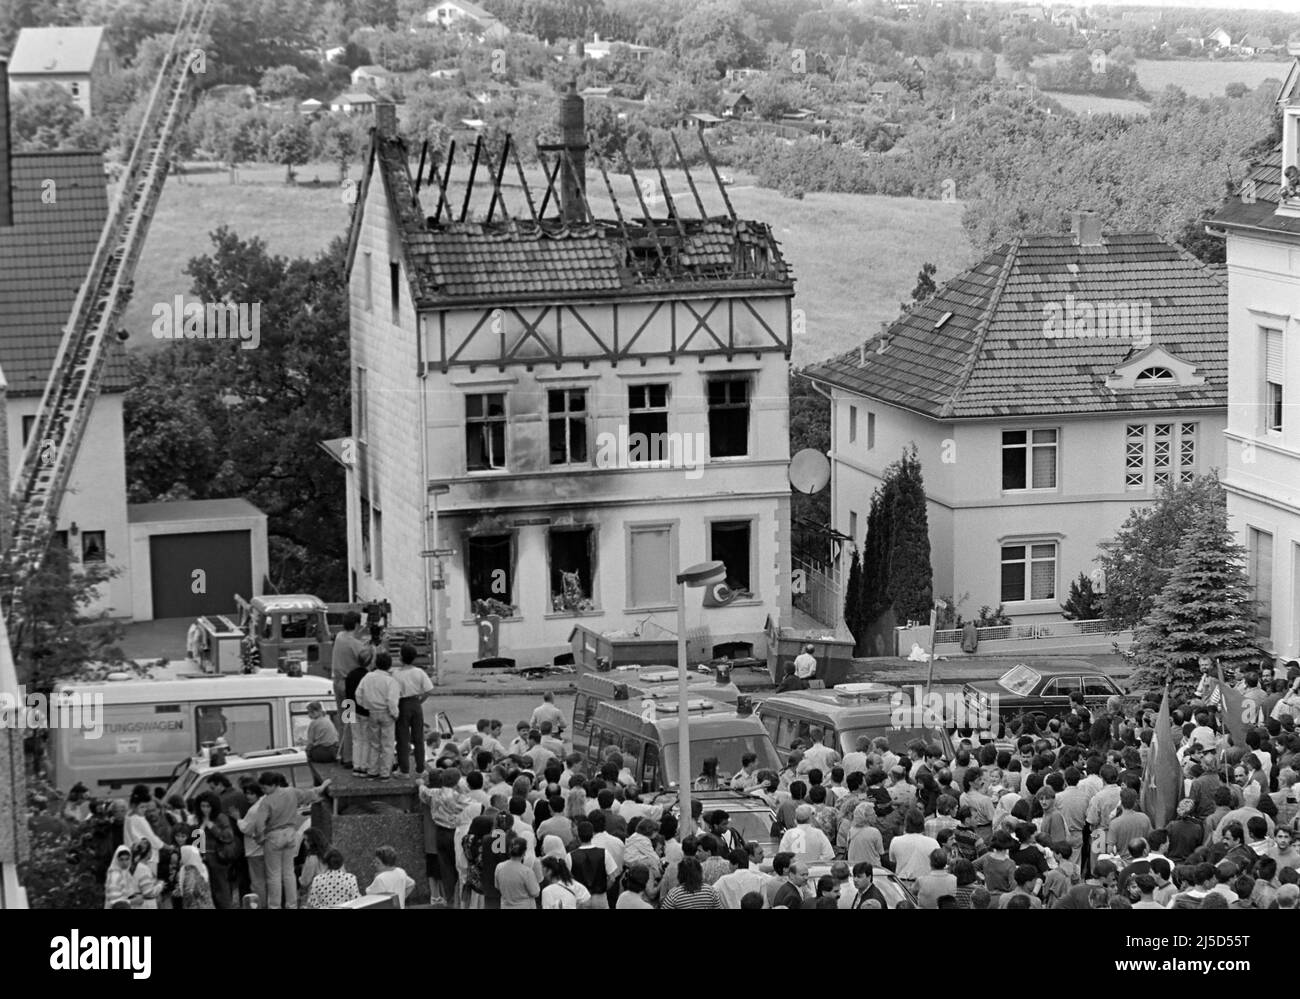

{"left": 7, "top": 25, "right": 117, "bottom": 117}
{"left": 804, "top": 216, "right": 1229, "bottom": 641}
{"left": 1207, "top": 27, "right": 1233, "bottom": 50}
{"left": 351, "top": 64, "right": 393, "bottom": 90}
{"left": 1208, "top": 63, "right": 1300, "bottom": 669}
{"left": 338, "top": 99, "right": 797, "bottom": 673}
{"left": 422, "top": 1, "right": 500, "bottom": 33}
{"left": 581, "top": 33, "right": 655, "bottom": 62}
{"left": 331, "top": 91, "right": 379, "bottom": 114}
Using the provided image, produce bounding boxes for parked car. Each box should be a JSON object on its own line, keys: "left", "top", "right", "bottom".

{"left": 961, "top": 660, "right": 1124, "bottom": 738}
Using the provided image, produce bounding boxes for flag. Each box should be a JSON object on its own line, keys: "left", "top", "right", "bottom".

{"left": 1215, "top": 662, "right": 1249, "bottom": 748}
{"left": 701, "top": 581, "right": 739, "bottom": 607}
{"left": 1140, "top": 685, "right": 1181, "bottom": 830}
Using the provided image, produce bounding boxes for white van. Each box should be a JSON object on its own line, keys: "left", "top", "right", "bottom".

{"left": 50, "top": 670, "right": 336, "bottom": 796}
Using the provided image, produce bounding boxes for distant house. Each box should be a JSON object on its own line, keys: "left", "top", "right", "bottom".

{"left": 351, "top": 64, "right": 393, "bottom": 89}
{"left": 422, "top": 0, "right": 500, "bottom": 35}
{"left": 299, "top": 98, "right": 324, "bottom": 115}
{"left": 1052, "top": 11, "right": 1080, "bottom": 32}
{"left": 1009, "top": 7, "right": 1046, "bottom": 24}
{"left": 7, "top": 25, "right": 118, "bottom": 116}
{"left": 1238, "top": 35, "right": 1276, "bottom": 56}
{"left": 686, "top": 111, "right": 724, "bottom": 129}
{"left": 580, "top": 33, "right": 654, "bottom": 62}
{"left": 1207, "top": 27, "right": 1233, "bottom": 50}
{"left": 206, "top": 84, "right": 258, "bottom": 108}
{"left": 722, "top": 91, "right": 754, "bottom": 118}
{"left": 579, "top": 86, "right": 612, "bottom": 100}
{"left": 331, "top": 91, "right": 379, "bottom": 114}
{"left": 428, "top": 68, "right": 460, "bottom": 80}
{"left": 323, "top": 46, "right": 347, "bottom": 63}
{"left": 869, "top": 80, "right": 905, "bottom": 102}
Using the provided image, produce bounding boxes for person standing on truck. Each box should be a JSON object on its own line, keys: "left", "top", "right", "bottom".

{"left": 392, "top": 643, "right": 434, "bottom": 775}
{"left": 794, "top": 644, "right": 818, "bottom": 682}
{"left": 358, "top": 652, "right": 401, "bottom": 779}
{"left": 331, "top": 611, "right": 374, "bottom": 770}
{"left": 304, "top": 702, "right": 340, "bottom": 764}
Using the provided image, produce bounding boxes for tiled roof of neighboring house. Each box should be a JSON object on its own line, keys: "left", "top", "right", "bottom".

{"left": 127, "top": 497, "right": 265, "bottom": 524}
{"left": 334, "top": 91, "right": 378, "bottom": 104}
{"left": 437, "top": 0, "right": 496, "bottom": 21}
{"left": 354, "top": 64, "right": 392, "bottom": 76}
{"left": 1209, "top": 143, "right": 1300, "bottom": 237}
{"left": 803, "top": 232, "right": 1226, "bottom": 419}
{"left": 0, "top": 152, "right": 130, "bottom": 396}
{"left": 347, "top": 126, "right": 793, "bottom": 309}
{"left": 9, "top": 26, "right": 106, "bottom": 75}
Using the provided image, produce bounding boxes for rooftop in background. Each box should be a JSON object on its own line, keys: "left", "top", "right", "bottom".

{"left": 804, "top": 228, "right": 1226, "bottom": 420}
{"left": 127, "top": 498, "right": 265, "bottom": 524}
{"left": 354, "top": 99, "right": 793, "bottom": 309}
{"left": 0, "top": 152, "right": 130, "bottom": 396}
{"left": 8, "top": 25, "right": 107, "bottom": 75}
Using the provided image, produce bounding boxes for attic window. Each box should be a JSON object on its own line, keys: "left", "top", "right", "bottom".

{"left": 1135, "top": 366, "right": 1175, "bottom": 384}
{"left": 1281, "top": 108, "right": 1300, "bottom": 209}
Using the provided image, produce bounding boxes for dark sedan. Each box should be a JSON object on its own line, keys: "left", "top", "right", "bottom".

{"left": 961, "top": 660, "right": 1124, "bottom": 738}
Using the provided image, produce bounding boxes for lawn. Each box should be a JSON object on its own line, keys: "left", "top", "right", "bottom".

{"left": 127, "top": 156, "right": 972, "bottom": 369}
{"left": 1042, "top": 91, "right": 1150, "bottom": 116}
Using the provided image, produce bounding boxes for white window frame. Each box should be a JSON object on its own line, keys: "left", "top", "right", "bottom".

{"left": 1124, "top": 422, "right": 1197, "bottom": 490}
{"left": 1249, "top": 527, "right": 1274, "bottom": 644}
{"left": 1264, "top": 328, "right": 1284, "bottom": 435}
{"left": 1000, "top": 541, "right": 1058, "bottom": 604}
{"left": 848, "top": 405, "right": 858, "bottom": 444}
{"left": 867, "top": 411, "right": 876, "bottom": 450}
{"left": 547, "top": 387, "right": 590, "bottom": 467}
{"left": 1001, "top": 428, "right": 1058, "bottom": 492}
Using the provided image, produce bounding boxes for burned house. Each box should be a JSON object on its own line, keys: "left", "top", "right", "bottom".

{"left": 340, "top": 91, "right": 797, "bottom": 672}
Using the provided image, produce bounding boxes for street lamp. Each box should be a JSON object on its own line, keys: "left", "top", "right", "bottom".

{"left": 675, "top": 560, "right": 727, "bottom": 835}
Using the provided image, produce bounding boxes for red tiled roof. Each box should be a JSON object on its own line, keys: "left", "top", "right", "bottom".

{"left": 351, "top": 130, "right": 793, "bottom": 308}
{"left": 804, "top": 232, "right": 1226, "bottom": 419}
{"left": 0, "top": 152, "right": 130, "bottom": 396}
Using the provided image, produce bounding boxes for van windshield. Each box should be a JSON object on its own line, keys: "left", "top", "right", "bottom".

{"left": 839, "top": 727, "right": 950, "bottom": 756}
{"left": 663, "top": 735, "right": 781, "bottom": 782}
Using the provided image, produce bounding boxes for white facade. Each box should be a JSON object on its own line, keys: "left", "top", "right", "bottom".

{"left": 6, "top": 393, "right": 130, "bottom": 617}
{"left": 1221, "top": 233, "right": 1300, "bottom": 664}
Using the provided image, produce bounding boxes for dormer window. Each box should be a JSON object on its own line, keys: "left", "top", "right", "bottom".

{"left": 1134, "top": 366, "right": 1175, "bottom": 384}
{"left": 1280, "top": 107, "right": 1300, "bottom": 213}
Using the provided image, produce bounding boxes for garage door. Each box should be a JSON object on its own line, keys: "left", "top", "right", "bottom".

{"left": 149, "top": 530, "right": 252, "bottom": 618}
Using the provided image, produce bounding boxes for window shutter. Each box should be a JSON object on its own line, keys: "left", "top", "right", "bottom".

{"left": 1266, "top": 330, "right": 1284, "bottom": 383}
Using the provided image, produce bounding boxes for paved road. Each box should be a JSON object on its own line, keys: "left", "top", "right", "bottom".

{"left": 422, "top": 693, "right": 576, "bottom": 735}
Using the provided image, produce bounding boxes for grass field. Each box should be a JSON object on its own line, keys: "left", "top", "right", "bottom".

{"left": 128, "top": 156, "right": 972, "bottom": 368}
{"left": 1041, "top": 91, "right": 1150, "bottom": 116}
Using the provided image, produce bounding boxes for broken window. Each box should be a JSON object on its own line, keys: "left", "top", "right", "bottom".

{"left": 372, "top": 505, "right": 383, "bottom": 581}
{"left": 466, "top": 393, "right": 507, "bottom": 471}
{"left": 549, "top": 526, "right": 596, "bottom": 612}
{"left": 389, "top": 261, "right": 401, "bottom": 324}
{"left": 707, "top": 378, "right": 750, "bottom": 457}
{"left": 467, "top": 533, "right": 513, "bottom": 610}
{"left": 81, "top": 531, "right": 106, "bottom": 564}
{"left": 548, "top": 389, "right": 588, "bottom": 465}
{"left": 360, "top": 497, "right": 372, "bottom": 575}
{"left": 710, "top": 520, "right": 752, "bottom": 594}
{"left": 628, "top": 383, "right": 669, "bottom": 462}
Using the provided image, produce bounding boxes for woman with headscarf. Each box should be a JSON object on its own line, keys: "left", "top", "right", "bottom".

{"left": 461, "top": 813, "right": 495, "bottom": 910}
{"left": 157, "top": 826, "right": 190, "bottom": 910}
{"left": 131, "top": 842, "right": 162, "bottom": 909}
{"left": 532, "top": 834, "right": 570, "bottom": 883}
{"left": 104, "top": 846, "right": 139, "bottom": 909}
{"left": 179, "top": 845, "right": 215, "bottom": 909}
{"left": 124, "top": 785, "right": 163, "bottom": 869}
{"left": 846, "top": 803, "right": 884, "bottom": 867}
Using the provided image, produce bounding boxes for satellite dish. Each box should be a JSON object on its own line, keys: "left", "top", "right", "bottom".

{"left": 788, "top": 448, "right": 830, "bottom": 494}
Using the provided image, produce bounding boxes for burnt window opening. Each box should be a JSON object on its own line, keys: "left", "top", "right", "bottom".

{"left": 389, "top": 262, "right": 401, "bottom": 324}
{"left": 466, "top": 393, "right": 507, "bottom": 471}
{"left": 710, "top": 520, "right": 752, "bottom": 594}
{"left": 548, "top": 389, "right": 588, "bottom": 465}
{"left": 21, "top": 415, "right": 35, "bottom": 447}
{"left": 467, "top": 533, "right": 513, "bottom": 610}
{"left": 549, "top": 526, "right": 596, "bottom": 612}
{"left": 707, "top": 378, "right": 750, "bottom": 458}
{"left": 360, "top": 497, "right": 372, "bottom": 575}
{"left": 628, "top": 383, "right": 669, "bottom": 462}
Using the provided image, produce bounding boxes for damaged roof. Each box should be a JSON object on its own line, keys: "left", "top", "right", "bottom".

{"left": 803, "top": 232, "right": 1226, "bottom": 420}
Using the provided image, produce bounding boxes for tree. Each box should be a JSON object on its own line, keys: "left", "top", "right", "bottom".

{"left": 10, "top": 545, "right": 125, "bottom": 692}
{"left": 910, "top": 261, "right": 937, "bottom": 303}
{"left": 1130, "top": 504, "right": 1265, "bottom": 697}
{"left": 260, "top": 64, "right": 310, "bottom": 100}
{"left": 862, "top": 479, "right": 891, "bottom": 625}
{"left": 1096, "top": 474, "right": 1226, "bottom": 630}
{"left": 9, "top": 81, "right": 85, "bottom": 151}
{"left": 270, "top": 116, "right": 312, "bottom": 184}
{"left": 1004, "top": 37, "right": 1035, "bottom": 73}
{"left": 1060, "top": 572, "right": 1104, "bottom": 621}
{"left": 884, "top": 445, "right": 933, "bottom": 626}
{"left": 843, "top": 547, "right": 867, "bottom": 652}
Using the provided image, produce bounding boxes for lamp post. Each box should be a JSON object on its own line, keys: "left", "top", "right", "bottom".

{"left": 676, "top": 560, "right": 727, "bottom": 836}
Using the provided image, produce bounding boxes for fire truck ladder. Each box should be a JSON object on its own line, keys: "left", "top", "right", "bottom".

{"left": 3, "top": 0, "right": 216, "bottom": 629}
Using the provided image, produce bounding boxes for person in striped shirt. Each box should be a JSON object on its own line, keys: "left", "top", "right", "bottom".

{"left": 660, "top": 857, "right": 721, "bottom": 909}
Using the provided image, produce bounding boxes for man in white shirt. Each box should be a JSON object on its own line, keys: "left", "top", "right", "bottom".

{"left": 391, "top": 646, "right": 434, "bottom": 776}
{"left": 801, "top": 728, "right": 841, "bottom": 773}
{"left": 887, "top": 809, "right": 941, "bottom": 884}
{"left": 589, "top": 811, "right": 624, "bottom": 903}
{"left": 778, "top": 805, "right": 835, "bottom": 865}
{"left": 841, "top": 737, "right": 872, "bottom": 776}
{"left": 714, "top": 849, "right": 772, "bottom": 908}
{"left": 793, "top": 645, "right": 818, "bottom": 681}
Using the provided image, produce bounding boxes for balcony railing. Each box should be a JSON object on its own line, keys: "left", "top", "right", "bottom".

{"left": 934, "top": 617, "right": 1119, "bottom": 648}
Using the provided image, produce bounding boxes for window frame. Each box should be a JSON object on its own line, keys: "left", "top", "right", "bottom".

{"left": 80, "top": 530, "right": 107, "bottom": 564}
{"left": 625, "top": 520, "right": 679, "bottom": 612}
{"left": 627, "top": 382, "right": 670, "bottom": 464}
{"left": 999, "top": 540, "right": 1058, "bottom": 604}
{"left": 547, "top": 524, "right": 599, "bottom": 614}
{"left": 465, "top": 392, "right": 508, "bottom": 472}
{"left": 465, "top": 530, "right": 516, "bottom": 615}
{"left": 706, "top": 376, "right": 751, "bottom": 459}
{"left": 547, "top": 387, "right": 589, "bottom": 466}
{"left": 707, "top": 516, "right": 757, "bottom": 597}
{"left": 1000, "top": 428, "right": 1058, "bottom": 492}
{"left": 1248, "top": 526, "right": 1274, "bottom": 644}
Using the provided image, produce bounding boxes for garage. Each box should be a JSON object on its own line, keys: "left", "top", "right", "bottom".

{"left": 128, "top": 499, "right": 268, "bottom": 620}
{"left": 148, "top": 530, "right": 252, "bottom": 618}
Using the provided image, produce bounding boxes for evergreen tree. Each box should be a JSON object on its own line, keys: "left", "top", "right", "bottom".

{"left": 862, "top": 483, "right": 890, "bottom": 623}
{"left": 843, "top": 547, "right": 867, "bottom": 654}
{"left": 885, "top": 445, "right": 934, "bottom": 625}
{"left": 1131, "top": 503, "right": 1265, "bottom": 697}
{"left": 1060, "top": 572, "right": 1104, "bottom": 621}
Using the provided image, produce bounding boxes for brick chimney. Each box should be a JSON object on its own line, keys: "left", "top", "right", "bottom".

{"left": 559, "top": 82, "right": 587, "bottom": 224}
{"left": 1, "top": 55, "right": 12, "bottom": 228}
{"left": 1071, "top": 210, "right": 1103, "bottom": 247}
{"left": 374, "top": 102, "right": 397, "bottom": 138}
